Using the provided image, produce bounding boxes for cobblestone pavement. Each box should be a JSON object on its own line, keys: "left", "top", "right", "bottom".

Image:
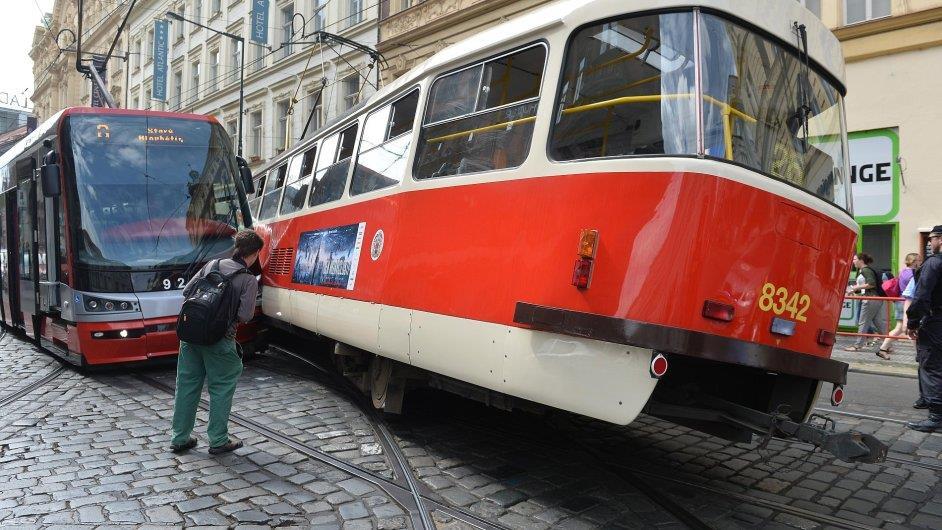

{"left": 1, "top": 330, "right": 942, "bottom": 529}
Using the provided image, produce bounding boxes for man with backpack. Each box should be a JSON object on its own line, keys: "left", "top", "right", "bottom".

{"left": 906, "top": 226, "right": 942, "bottom": 432}
{"left": 169, "top": 230, "right": 265, "bottom": 454}
{"left": 844, "top": 252, "right": 887, "bottom": 353}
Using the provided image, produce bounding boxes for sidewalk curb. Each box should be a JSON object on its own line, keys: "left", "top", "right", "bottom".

{"left": 847, "top": 361, "right": 918, "bottom": 379}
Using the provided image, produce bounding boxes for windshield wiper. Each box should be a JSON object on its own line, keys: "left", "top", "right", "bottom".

{"left": 792, "top": 22, "right": 813, "bottom": 150}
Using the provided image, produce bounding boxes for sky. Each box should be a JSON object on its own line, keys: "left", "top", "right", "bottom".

{"left": 1, "top": 0, "right": 56, "bottom": 110}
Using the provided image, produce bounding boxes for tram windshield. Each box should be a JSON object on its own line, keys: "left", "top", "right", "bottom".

{"left": 66, "top": 115, "right": 246, "bottom": 269}
{"left": 551, "top": 11, "right": 848, "bottom": 209}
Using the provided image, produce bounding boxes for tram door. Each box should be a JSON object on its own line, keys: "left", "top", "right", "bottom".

{"left": 1, "top": 190, "right": 22, "bottom": 327}
{"left": 14, "top": 158, "right": 37, "bottom": 337}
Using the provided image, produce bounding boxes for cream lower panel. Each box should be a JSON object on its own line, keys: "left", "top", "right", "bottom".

{"left": 502, "top": 329, "right": 658, "bottom": 425}
{"left": 316, "top": 295, "right": 381, "bottom": 354}
{"left": 377, "top": 306, "right": 412, "bottom": 364}
{"left": 410, "top": 310, "right": 505, "bottom": 391}
{"left": 261, "top": 286, "right": 293, "bottom": 325}
{"left": 289, "top": 289, "right": 318, "bottom": 332}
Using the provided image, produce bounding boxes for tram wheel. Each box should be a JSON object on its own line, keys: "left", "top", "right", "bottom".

{"left": 369, "top": 355, "right": 405, "bottom": 414}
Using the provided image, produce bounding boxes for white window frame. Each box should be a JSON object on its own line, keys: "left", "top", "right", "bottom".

{"left": 274, "top": 99, "right": 290, "bottom": 151}
{"left": 797, "top": 0, "right": 821, "bottom": 18}
{"left": 208, "top": 50, "right": 220, "bottom": 92}
{"left": 190, "top": 61, "right": 201, "bottom": 102}
{"left": 250, "top": 110, "right": 264, "bottom": 158}
{"left": 343, "top": 74, "right": 360, "bottom": 111}
{"left": 843, "top": 0, "right": 891, "bottom": 25}
{"left": 172, "top": 70, "right": 183, "bottom": 108}
{"left": 175, "top": 4, "right": 186, "bottom": 41}
{"left": 281, "top": 3, "right": 295, "bottom": 59}
{"left": 211, "top": 0, "right": 222, "bottom": 16}
{"left": 347, "top": 0, "right": 363, "bottom": 28}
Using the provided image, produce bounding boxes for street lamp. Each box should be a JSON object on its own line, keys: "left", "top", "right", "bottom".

{"left": 166, "top": 10, "right": 245, "bottom": 158}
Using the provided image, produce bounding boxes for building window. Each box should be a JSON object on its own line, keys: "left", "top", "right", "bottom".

{"left": 172, "top": 70, "right": 183, "bottom": 108}
{"left": 211, "top": 0, "right": 221, "bottom": 15}
{"left": 226, "top": 119, "right": 238, "bottom": 148}
{"left": 230, "top": 37, "right": 241, "bottom": 84}
{"left": 250, "top": 110, "right": 263, "bottom": 159}
{"left": 146, "top": 28, "right": 155, "bottom": 62}
{"left": 252, "top": 43, "right": 266, "bottom": 72}
{"left": 844, "top": 0, "right": 891, "bottom": 24}
{"left": 208, "top": 50, "right": 219, "bottom": 93}
{"left": 175, "top": 4, "right": 185, "bottom": 41}
{"left": 132, "top": 95, "right": 140, "bottom": 109}
{"left": 797, "top": 0, "right": 821, "bottom": 18}
{"left": 281, "top": 3, "right": 295, "bottom": 59}
{"left": 312, "top": 0, "right": 326, "bottom": 31}
{"left": 304, "top": 90, "right": 323, "bottom": 133}
{"left": 275, "top": 99, "right": 290, "bottom": 152}
{"left": 347, "top": 0, "right": 363, "bottom": 28}
{"left": 343, "top": 75, "right": 359, "bottom": 111}
{"left": 132, "top": 38, "right": 141, "bottom": 70}
{"left": 190, "top": 61, "right": 201, "bottom": 102}
{"left": 194, "top": 0, "right": 203, "bottom": 19}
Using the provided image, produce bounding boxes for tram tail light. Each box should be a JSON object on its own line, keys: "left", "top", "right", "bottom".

{"left": 702, "top": 300, "right": 734, "bottom": 322}
{"left": 650, "top": 352, "right": 669, "bottom": 379}
{"left": 572, "top": 257, "right": 593, "bottom": 289}
{"left": 572, "top": 229, "right": 599, "bottom": 290}
{"left": 817, "top": 329, "right": 837, "bottom": 346}
{"left": 578, "top": 229, "right": 599, "bottom": 258}
{"left": 831, "top": 384, "right": 845, "bottom": 406}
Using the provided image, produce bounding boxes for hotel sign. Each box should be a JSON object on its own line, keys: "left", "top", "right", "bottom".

{"left": 251, "top": 0, "right": 270, "bottom": 45}
{"left": 152, "top": 20, "right": 169, "bottom": 101}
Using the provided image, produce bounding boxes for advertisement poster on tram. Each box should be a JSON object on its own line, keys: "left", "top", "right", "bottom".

{"left": 292, "top": 222, "right": 366, "bottom": 290}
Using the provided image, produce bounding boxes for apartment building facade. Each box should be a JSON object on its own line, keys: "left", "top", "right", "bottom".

{"left": 32, "top": 0, "right": 379, "bottom": 169}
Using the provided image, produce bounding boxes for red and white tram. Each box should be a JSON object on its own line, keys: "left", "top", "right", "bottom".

{"left": 254, "top": 0, "right": 883, "bottom": 460}
{"left": 0, "top": 108, "right": 255, "bottom": 365}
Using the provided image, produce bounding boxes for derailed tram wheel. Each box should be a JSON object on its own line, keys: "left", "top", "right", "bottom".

{"left": 369, "top": 355, "right": 393, "bottom": 410}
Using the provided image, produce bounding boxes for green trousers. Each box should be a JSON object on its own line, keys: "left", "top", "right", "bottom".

{"left": 170, "top": 338, "right": 243, "bottom": 448}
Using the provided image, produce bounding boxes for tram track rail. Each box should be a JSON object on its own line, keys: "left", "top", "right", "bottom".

{"left": 133, "top": 372, "right": 505, "bottom": 530}
{"left": 0, "top": 365, "right": 66, "bottom": 409}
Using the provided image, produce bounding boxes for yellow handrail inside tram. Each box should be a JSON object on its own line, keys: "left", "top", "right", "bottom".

{"left": 425, "top": 93, "right": 757, "bottom": 161}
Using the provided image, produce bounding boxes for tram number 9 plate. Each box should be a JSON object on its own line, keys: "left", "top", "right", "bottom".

{"left": 161, "top": 276, "right": 187, "bottom": 290}
{"left": 758, "top": 282, "right": 811, "bottom": 322}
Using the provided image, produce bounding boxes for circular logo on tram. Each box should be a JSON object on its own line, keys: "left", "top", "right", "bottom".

{"left": 370, "top": 230, "right": 385, "bottom": 261}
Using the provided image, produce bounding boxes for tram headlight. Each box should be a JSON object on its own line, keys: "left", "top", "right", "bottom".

{"left": 83, "top": 297, "right": 137, "bottom": 313}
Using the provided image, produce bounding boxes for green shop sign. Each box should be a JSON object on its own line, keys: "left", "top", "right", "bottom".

{"left": 848, "top": 128, "right": 900, "bottom": 224}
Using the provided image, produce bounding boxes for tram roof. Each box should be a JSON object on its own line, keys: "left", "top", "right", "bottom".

{"left": 378, "top": 0, "right": 845, "bottom": 100}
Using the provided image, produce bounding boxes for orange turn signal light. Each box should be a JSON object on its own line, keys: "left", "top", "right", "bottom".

{"left": 578, "top": 229, "right": 599, "bottom": 258}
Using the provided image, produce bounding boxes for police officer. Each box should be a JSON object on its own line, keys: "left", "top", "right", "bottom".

{"left": 906, "top": 225, "right": 942, "bottom": 432}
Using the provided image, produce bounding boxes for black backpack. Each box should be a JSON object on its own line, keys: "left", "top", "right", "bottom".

{"left": 177, "top": 260, "right": 250, "bottom": 345}
{"left": 865, "top": 267, "right": 887, "bottom": 297}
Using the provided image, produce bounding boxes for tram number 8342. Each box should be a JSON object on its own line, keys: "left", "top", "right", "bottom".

{"left": 758, "top": 282, "right": 811, "bottom": 322}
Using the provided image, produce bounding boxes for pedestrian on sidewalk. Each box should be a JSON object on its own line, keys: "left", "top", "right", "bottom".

{"left": 906, "top": 227, "right": 942, "bottom": 432}
{"left": 844, "top": 253, "right": 887, "bottom": 352}
{"left": 169, "top": 230, "right": 264, "bottom": 454}
{"left": 877, "top": 253, "right": 923, "bottom": 359}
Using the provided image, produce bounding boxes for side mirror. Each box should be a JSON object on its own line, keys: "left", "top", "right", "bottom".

{"left": 41, "top": 164, "right": 61, "bottom": 197}
{"left": 236, "top": 156, "right": 255, "bottom": 195}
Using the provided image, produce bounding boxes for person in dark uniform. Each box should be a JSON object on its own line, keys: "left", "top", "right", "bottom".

{"left": 906, "top": 225, "right": 942, "bottom": 432}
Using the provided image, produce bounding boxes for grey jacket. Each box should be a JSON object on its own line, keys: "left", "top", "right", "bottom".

{"left": 182, "top": 258, "right": 259, "bottom": 338}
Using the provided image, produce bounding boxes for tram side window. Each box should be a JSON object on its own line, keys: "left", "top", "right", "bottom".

{"left": 280, "top": 145, "right": 317, "bottom": 216}
{"left": 258, "top": 164, "right": 289, "bottom": 220}
{"left": 414, "top": 44, "right": 546, "bottom": 180}
{"left": 550, "top": 12, "right": 697, "bottom": 160}
{"left": 309, "top": 123, "right": 358, "bottom": 207}
{"left": 248, "top": 173, "right": 266, "bottom": 216}
{"left": 17, "top": 185, "right": 30, "bottom": 280}
{"left": 352, "top": 90, "right": 419, "bottom": 195}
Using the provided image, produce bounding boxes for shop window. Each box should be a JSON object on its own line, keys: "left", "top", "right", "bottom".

{"left": 351, "top": 89, "right": 419, "bottom": 195}
{"left": 309, "top": 123, "right": 358, "bottom": 207}
{"left": 414, "top": 44, "right": 546, "bottom": 180}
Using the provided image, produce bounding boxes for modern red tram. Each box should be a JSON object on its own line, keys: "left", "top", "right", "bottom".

{"left": 253, "top": 0, "right": 884, "bottom": 460}
{"left": 0, "top": 108, "right": 255, "bottom": 365}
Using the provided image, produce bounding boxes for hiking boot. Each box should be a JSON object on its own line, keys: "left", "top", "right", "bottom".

{"left": 907, "top": 414, "right": 942, "bottom": 432}
{"left": 169, "top": 437, "right": 197, "bottom": 454}
{"left": 914, "top": 399, "right": 930, "bottom": 409}
{"left": 209, "top": 439, "right": 243, "bottom": 455}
